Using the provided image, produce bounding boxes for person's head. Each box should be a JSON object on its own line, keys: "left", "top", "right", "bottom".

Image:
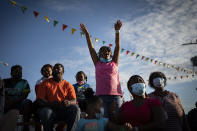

{"left": 149, "top": 71, "right": 167, "bottom": 91}
{"left": 11, "top": 65, "right": 22, "bottom": 80}
{"left": 75, "top": 71, "right": 87, "bottom": 84}
{"left": 84, "top": 88, "right": 94, "bottom": 99}
{"left": 98, "top": 46, "right": 112, "bottom": 60}
{"left": 52, "top": 63, "right": 64, "bottom": 80}
{"left": 127, "top": 75, "right": 146, "bottom": 98}
{"left": 41, "top": 64, "right": 53, "bottom": 78}
{"left": 195, "top": 101, "right": 197, "bottom": 108}
{"left": 86, "top": 96, "right": 103, "bottom": 115}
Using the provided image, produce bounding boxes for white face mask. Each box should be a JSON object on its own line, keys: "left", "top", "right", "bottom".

{"left": 153, "top": 77, "right": 165, "bottom": 88}
{"left": 131, "top": 83, "right": 146, "bottom": 96}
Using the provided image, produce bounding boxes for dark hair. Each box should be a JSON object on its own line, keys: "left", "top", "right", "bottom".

{"left": 41, "top": 64, "right": 53, "bottom": 74}
{"left": 54, "top": 63, "right": 64, "bottom": 73}
{"left": 149, "top": 71, "right": 167, "bottom": 88}
{"left": 84, "top": 88, "right": 94, "bottom": 99}
{"left": 11, "top": 65, "right": 22, "bottom": 72}
{"left": 127, "top": 75, "right": 145, "bottom": 92}
{"left": 86, "top": 95, "right": 101, "bottom": 106}
{"left": 75, "top": 71, "right": 87, "bottom": 81}
{"left": 98, "top": 46, "right": 112, "bottom": 58}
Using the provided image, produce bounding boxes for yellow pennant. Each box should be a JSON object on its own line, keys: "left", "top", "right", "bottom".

{"left": 72, "top": 28, "right": 76, "bottom": 34}
{"left": 95, "top": 38, "right": 99, "bottom": 43}
{"left": 10, "top": 0, "right": 16, "bottom": 6}
{"left": 131, "top": 52, "right": 135, "bottom": 56}
{"left": 145, "top": 58, "right": 149, "bottom": 61}
{"left": 44, "top": 16, "right": 50, "bottom": 23}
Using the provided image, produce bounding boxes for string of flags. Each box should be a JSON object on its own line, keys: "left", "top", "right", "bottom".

{"left": 0, "top": 61, "right": 9, "bottom": 67}
{"left": 9, "top": 0, "right": 196, "bottom": 81}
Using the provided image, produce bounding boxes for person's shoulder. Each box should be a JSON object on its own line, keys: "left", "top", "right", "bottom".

{"left": 120, "top": 101, "right": 132, "bottom": 109}
{"left": 3, "top": 78, "right": 11, "bottom": 82}
{"left": 21, "top": 79, "right": 29, "bottom": 83}
{"left": 147, "top": 97, "right": 161, "bottom": 106}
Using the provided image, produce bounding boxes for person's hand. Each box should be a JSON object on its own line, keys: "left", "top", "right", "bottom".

{"left": 80, "top": 23, "right": 89, "bottom": 34}
{"left": 63, "top": 100, "right": 71, "bottom": 107}
{"left": 114, "top": 20, "right": 122, "bottom": 30}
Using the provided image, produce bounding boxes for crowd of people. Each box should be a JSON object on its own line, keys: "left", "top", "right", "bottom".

{"left": 0, "top": 20, "right": 196, "bottom": 131}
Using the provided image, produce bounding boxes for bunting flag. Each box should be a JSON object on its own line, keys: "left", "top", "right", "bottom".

{"left": 141, "top": 56, "right": 145, "bottom": 60}
{"left": 95, "top": 38, "right": 99, "bottom": 43}
{"left": 21, "top": 6, "right": 27, "bottom": 13}
{"left": 0, "top": 61, "right": 9, "bottom": 67}
{"left": 121, "top": 48, "right": 125, "bottom": 53}
{"left": 80, "top": 32, "right": 85, "bottom": 38}
{"left": 159, "top": 62, "right": 162, "bottom": 65}
{"left": 131, "top": 52, "right": 135, "bottom": 56}
{"left": 154, "top": 60, "right": 158, "bottom": 64}
{"left": 109, "top": 43, "right": 112, "bottom": 48}
{"left": 150, "top": 59, "right": 153, "bottom": 63}
{"left": 126, "top": 50, "right": 130, "bottom": 55}
{"left": 53, "top": 20, "right": 58, "bottom": 27}
{"left": 136, "top": 54, "right": 140, "bottom": 58}
{"left": 167, "top": 64, "right": 170, "bottom": 68}
{"left": 44, "top": 16, "right": 50, "bottom": 23}
{"left": 174, "top": 77, "right": 177, "bottom": 80}
{"left": 62, "top": 24, "right": 67, "bottom": 31}
{"left": 71, "top": 28, "right": 76, "bottom": 34}
{"left": 186, "top": 75, "right": 189, "bottom": 78}
{"left": 180, "top": 76, "right": 183, "bottom": 79}
{"left": 9, "top": 0, "right": 16, "bottom": 6}
{"left": 102, "top": 41, "right": 106, "bottom": 44}
{"left": 33, "top": 11, "right": 39, "bottom": 17}
{"left": 163, "top": 63, "right": 166, "bottom": 67}
{"left": 145, "top": 58, "right": 149, "bottom": 61}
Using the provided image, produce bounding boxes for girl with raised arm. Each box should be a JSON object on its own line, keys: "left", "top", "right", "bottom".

{"left": 80, "top": 20, "right": 123, "bottom": 118}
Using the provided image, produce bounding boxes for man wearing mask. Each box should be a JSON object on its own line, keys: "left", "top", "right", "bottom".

{"left": 3, "top": 65, "right": 32, "bottom": 131}
{"left": 35, "top": 63, "right": 80, "bottom": 131}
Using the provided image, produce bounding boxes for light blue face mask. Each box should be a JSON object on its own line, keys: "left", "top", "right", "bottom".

{"left": 153, "top": 77, "right": 165, "bottom": 88}
{"left": 99, "top": 57, "right": 112, "bottom": 63}
{"left": 131, "top": 83, "right": 146, "bottom": 96}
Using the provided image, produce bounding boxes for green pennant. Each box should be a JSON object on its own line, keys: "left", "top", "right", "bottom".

{"left": 80, "top": 32, "right": 85, "bottom": 38}
{"left": 102, "top": 41, "right": 106, "bottom": 44}
{"left": 150, "top": 59, "right": 153, "bottom": 63}
{"left": 121, "top": 48, "right": 125, "bottom": 53}
{"left": 21, "top": 6, "right": 27, "bottom": 13}
{"left": 136, "top": 54, "right": 140, "bottom": 58}
{"left": 174, "top": 77, "right": 176, "bottom": 80}
{"left": 53, "top": 20, "right": 58, "bottom": 27}
{"left": 163, "top": 63, "right": 166, "bottom": 67}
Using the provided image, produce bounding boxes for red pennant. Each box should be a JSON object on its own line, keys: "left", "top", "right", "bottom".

{"left": 109, "top": 43, "right": 112, "bottom": 48}
{"left": 154, "top": 60, "right": 158, "bottom": 64}
{"left": 33, "top": 11, "right": 39, "bottom": 17}
{"left": 180, "top": 76, "right": 183, "bottom": 79}
{"left": 141, "top": 56, "right": 145, "bottom": 60}
{"left": 62, "top": 24, "right": 68, "bottom": 31}
{"left": 126, "top": 50, "right": 130, "bottom": 55}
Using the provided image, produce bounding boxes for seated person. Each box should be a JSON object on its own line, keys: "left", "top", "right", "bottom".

{"left": 73, "top": 71, "right": 92, "bottom": 112}
{"left": 35, "top": 63, "right": 80, "bottom": 131}
{"left": 3, "top": 65, "right": 32, "bottom": 131}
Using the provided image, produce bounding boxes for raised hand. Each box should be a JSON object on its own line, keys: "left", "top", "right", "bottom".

{"left": 114, "top": 20, "right": 122, "bottom": 30}
{"left": 80, "top": 23, "right": 89, "bottom": 34}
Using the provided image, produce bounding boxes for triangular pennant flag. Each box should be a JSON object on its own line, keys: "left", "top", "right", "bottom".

{"left": 176, "top": 67, "right": 180, "bottom": 71}
{"left": 145, "top": 58, "right": 149, "bottom": 61}
{"left": 195, "top": 71, "right": 197, "bottom": 75}
{"left": 174, "top": 77, "right": 177, "bottom": 80}
{"left": 192, "top": 75, "right": 194, "bottom": 77}
{"left": 180, "top": 76, "right": 183, "bottom": 79}
{"left": 171, "top": 65, "right": 175, "bottom": 68}
{"left": 131, "top": 52, "right": 135, "bottom": 56}
{"left": 180, "top": 68, "right": 184, "bottom": 71}
{"left": 167, "top": 64, "right": 170, "bottom": 68}
{"left": 72, "top": 28, "right": 76, "bottom": 34}
{"left": 184, "top": 69, "right": 186, "bottom": 72}
{"left": 44, "top": 16, "right": 50, "bottom": 23}
{"left": 95, "top": 38, "right": 99, "bottom": 43}
{"left": 159, "top": 62, "right": 162, "bottom": 65}
{"left": 168, "top": 77, "right": 171, "bottom": 80}
{"left": 121, "top": 48, "right": 125, "bottom": 53}
{"left": 150, "top": 59, "right": 153, "bottom": 63}
{"left": 154, "top": 60, "right": 158, "bottom": 64}
{"left": 9, "top": 0, "right": 16, "bottom": 6}
{"left": 109, "top": 43, "right": 112, "bottom": 48}
{"left": 126, "top": 50, "right": 130, "bottom": 55}
{"left": 186, "top": 75, "right": 189, "bottom": 78}
{"left": 163, "top": 63, "right": 166, "bottom": 67}
{"left": 136, "top": 54, "right": 140, "bottom": 58}
{"left": 62, "top": 24, "right": 68, "bottom": 31}
{"left": 102, "top": 41, "right": 106, "bottom": 44}
{"left": 33, "top": 11, "right": 39, "bottom": 17}
{"left": 141, "top": 56, "right": 145, "bottom": 60}
{"left": 80, "top": 32, "right": 85, "bottom": 38}
{"left": 53, "top": 20, "right": 58, "bottom": 27}
{"left": 21, "top": 6, "right": 27, "bottom": 13}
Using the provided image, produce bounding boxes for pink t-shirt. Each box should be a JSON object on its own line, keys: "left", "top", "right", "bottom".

{"left": 95, "top": 61, "right": 122, "bottom": 96}
{"left": 120, "top": 98, "right": 161, "bottom": 126}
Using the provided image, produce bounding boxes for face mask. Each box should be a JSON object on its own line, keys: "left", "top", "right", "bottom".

{"left": 99, "top": 57, "right": 112, "bottom": 63}
{"left": 95, "top": 107, "right": 104, "bottom": 119}
{"left": 153, "top": 77, "right": 165, "bottom": 88}
{"left": 77, "top": 81, "right": 85, "bottom": 85}
{"left": 131, "top": 83, "right": 146, "bottom": 96}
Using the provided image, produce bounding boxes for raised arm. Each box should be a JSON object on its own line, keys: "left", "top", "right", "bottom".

{"left": 112, "top": 20, "right": 122, "bottom": 65}
{"left": 80, "top": 24, "right": 98, "bottom": 66}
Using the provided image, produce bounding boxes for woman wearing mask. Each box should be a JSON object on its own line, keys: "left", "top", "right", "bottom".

{"left": 148, "top": 71, "right": 190, "bottom": 131}
{"left": 119, "top": 75, "right": 166, "bottom": 131}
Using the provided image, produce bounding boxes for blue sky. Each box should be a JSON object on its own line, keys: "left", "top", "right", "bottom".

{"left": 0, "top": 0, "right": 197, "bottom": 113}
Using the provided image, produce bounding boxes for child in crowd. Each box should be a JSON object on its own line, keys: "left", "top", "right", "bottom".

{"left": 73, "top": 71, "right": 92, "bottom": 112}
{"left": 80, "top": 20, "right": 123, "bottom": 118}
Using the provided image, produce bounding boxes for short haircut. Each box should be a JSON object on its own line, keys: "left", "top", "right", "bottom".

{"left": 11, "top": 65, "right": 22, "bottom": 72}
{"left": 149, "top": 71, "right": 167, "bottom": 88}
{"left": 54, "top": 63, "right": 64, "bottom": 73}
{"left": 98, "top": 46, "right": 112, "bottom": 58}
{"left": 75, "top": 71, "right": 87, "bottom": 81}
{"left": 127, "top": 75, "right": 145, "bottom": 90}
{"left": 41, "top": 64, "right": 53, "bottom": 74}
